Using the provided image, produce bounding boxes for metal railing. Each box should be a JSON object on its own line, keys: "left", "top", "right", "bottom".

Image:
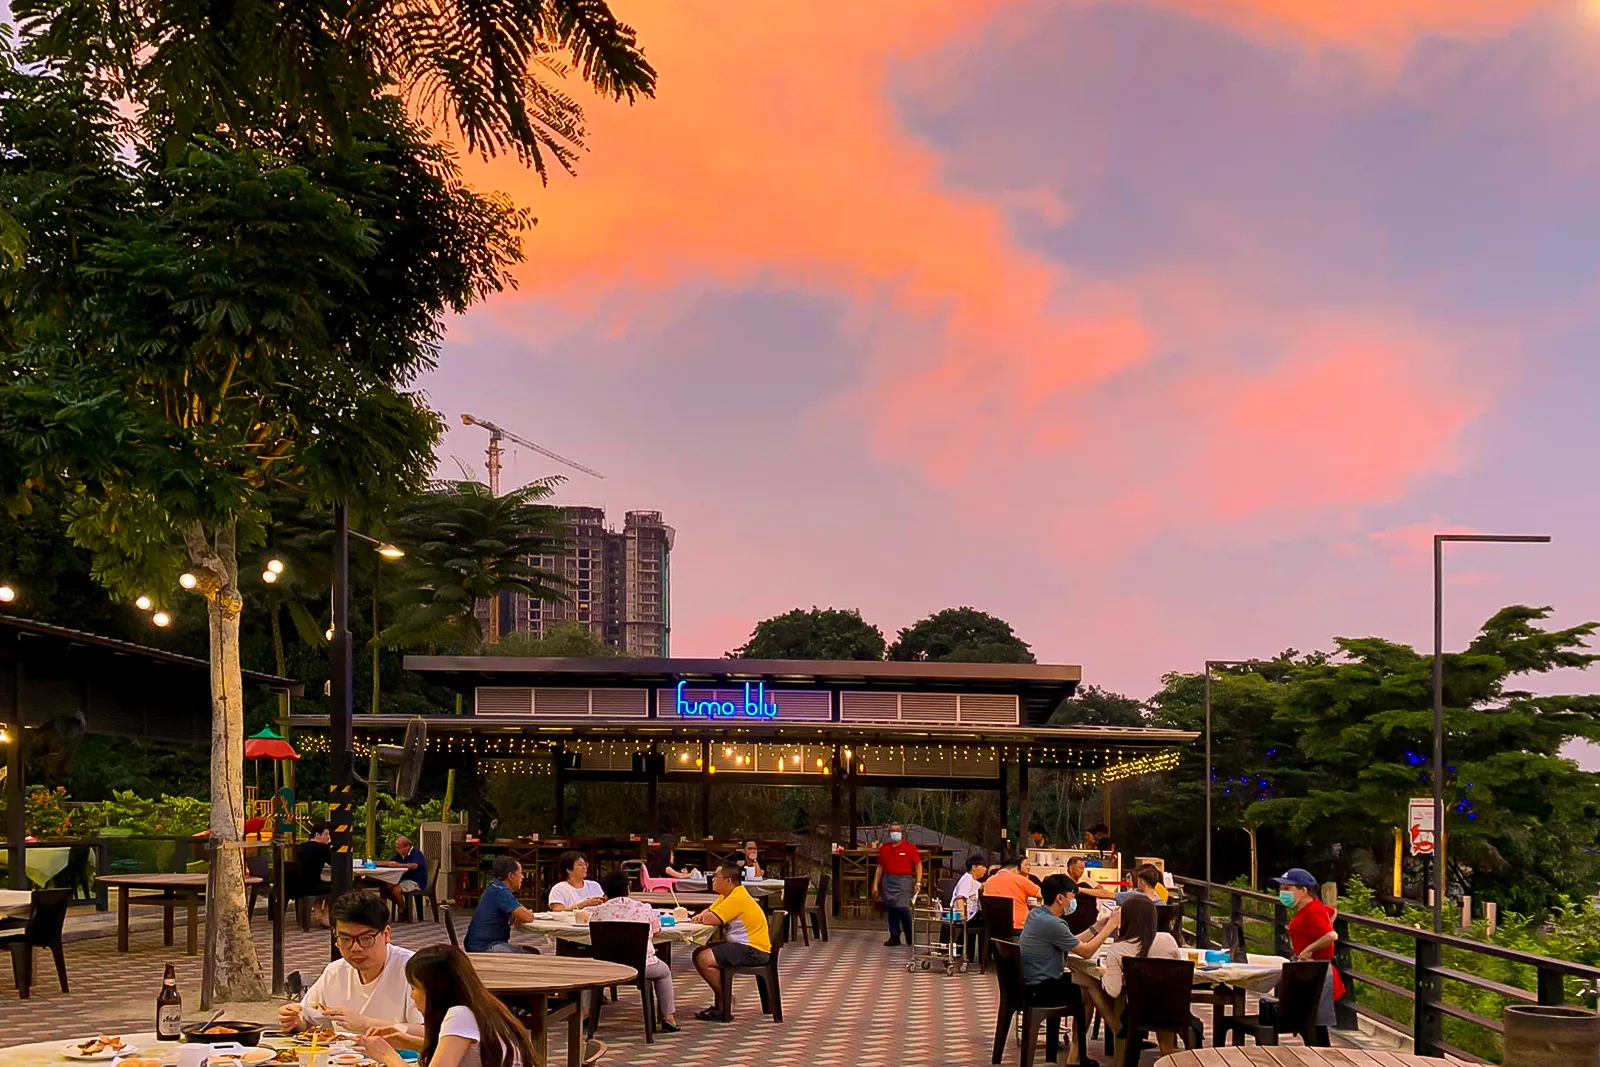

{"left": 1175, "top": 876, "right": 1600, "bottom": 1063}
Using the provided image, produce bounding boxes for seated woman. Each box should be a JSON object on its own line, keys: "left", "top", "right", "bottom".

{"left": 358, "top": 944, "right": 536, "bottom": 1067}
{"left": 646, "top": 833, "right": 693, "bottom": 881}
{"left": 1099, "top": 895, "right": 1186, "bottom": 1057}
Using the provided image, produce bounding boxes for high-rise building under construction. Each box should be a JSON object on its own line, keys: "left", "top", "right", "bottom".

{"left": 484, "top": 508, "right": 674, "bottom": 656}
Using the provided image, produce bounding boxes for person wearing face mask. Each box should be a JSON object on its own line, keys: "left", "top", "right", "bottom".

{"left": 872, "top": 822, "right": 922, "bottom": 948}
{"left": 1019, "top": 875, "right": 1121, "bottom": 1066}
{"left": 1271, "top": 867, "right": 1344, "bottom": 1042}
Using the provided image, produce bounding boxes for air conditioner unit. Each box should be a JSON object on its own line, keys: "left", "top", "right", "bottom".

{"left": 419, "top": 820, "right": 469, "bottom": 892}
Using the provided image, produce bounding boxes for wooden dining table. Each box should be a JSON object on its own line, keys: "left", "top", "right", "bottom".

{"left": 467, "top": 953, "right": 636, "bottom": 1067}
{"left": 0, "top": 889, "right": 31, "bottom": 921}
{"left": 634, "top": 887, "right": 771, "bottom": 910}
{"left": 98, "top": 872, "right": 261, "bottom": 956}
{"left": 1157, "top": 1050, "right": 1445, "bottom": 1065}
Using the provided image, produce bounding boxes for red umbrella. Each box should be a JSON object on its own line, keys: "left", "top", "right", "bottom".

{"left": 245, "top": 725, "right": 300, "bottom": 762}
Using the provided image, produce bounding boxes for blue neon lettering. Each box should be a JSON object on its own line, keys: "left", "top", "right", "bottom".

{"left": 675, "top": 681, "right": 780, "bottom": 719}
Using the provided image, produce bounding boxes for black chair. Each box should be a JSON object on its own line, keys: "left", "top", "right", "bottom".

{"left": 415, "top": 860, "right": 442, "bottom": 923}
{"left": 1221, "top": 917, "right": 1247, "bottom": 960}
{"left": 441, "top": 904, "right": 460, "bottom": 949}
{"left": 718, "top": 909, "right": 785, "bottom": 1023}
{"left": 246, "top": 855, "right": 272, "bottom": 921}
{"left": 979, "top": 895, "right": 1016, "bottom": 975}
{"left": 780, "top": 877, "right": 811, "bottom": 946}
{"left": 989, "top": 939, "right": 1079, "bottom": 1067}
{"left": 57, "top": 846, "right": 94, "bottom": 902}
{"left": 588, "top": 920, "right": 656, "bottom": 1043}
{"left": 1218, "top": 960, "right": 1329, "bottom": 1047}
{"left": 807, "top": 873, "right": 831, "bottom": 942}
{"left": 0, "top": 888, "right": 72, "bottom": 998}
{"left": 284, "top": 860, "right": 329, "bottom": 931}
{"left": 1155, "top": 901, "right": 1184, "bottom": 940}
{"left": 1115, "top": 957, "right": 1199, "bottom": 1067}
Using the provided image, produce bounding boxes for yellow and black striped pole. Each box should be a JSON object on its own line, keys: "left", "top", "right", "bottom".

{"left": 328, "top": 502, "right": 356, "bottom": 930}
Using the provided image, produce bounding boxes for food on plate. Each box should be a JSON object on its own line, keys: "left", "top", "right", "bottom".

{"left": 293, "top": 1029, "right": 338, "bottom": 1045}
{"left": 329, "top": 1055, "right": 363, "bottom": 1066}
{"left": 208, "top": 1057, "right": 242, "bottom": 1067}
{"left": 239, "top": 1049, "right": 276, "bottom": 1065}
{"left": 118, "top": 1058, "right": 163, "bottom": 1067}
{"left": 272, "top": 1049, "right": 300, "bottom": 1063}
{"left": 201, "top": 1027, "right": 239, "bottom": 1036}
{"left": 77, "top": 1037, "right": 127, "bottom": 1055}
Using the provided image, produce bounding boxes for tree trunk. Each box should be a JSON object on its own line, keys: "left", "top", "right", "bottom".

{"left": 189, "top": 520, "right": 267, "bottom": 1002}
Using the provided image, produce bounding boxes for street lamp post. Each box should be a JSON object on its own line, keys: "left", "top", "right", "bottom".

{"left": 1204, "top": 658, "right": 1266, "bottom": 886}
{"left": 1431, "top": 533, "right": 1550, "bottom": 933}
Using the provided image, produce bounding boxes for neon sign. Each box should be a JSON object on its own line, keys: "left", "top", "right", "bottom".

{"left": 675, "top": 680, "right": 779, "bottom": 719}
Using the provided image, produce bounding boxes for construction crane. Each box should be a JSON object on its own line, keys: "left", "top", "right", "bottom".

{"left": 460, "top": 413, "right": 604, "bottom": 497}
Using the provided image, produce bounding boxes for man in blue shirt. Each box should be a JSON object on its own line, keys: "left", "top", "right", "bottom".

{"left": 1019, "top": 874, "right": 1120, "bottom": 1063}
{"left": 376, "top": 835, "right": 428, "bottom": 918}
{"left": 464, "top": 856, "right": 540, "bottom": 953}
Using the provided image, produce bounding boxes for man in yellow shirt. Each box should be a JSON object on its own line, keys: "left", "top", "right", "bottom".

{"left": 691, "top": 860, "right": 772, "bottom": 1021}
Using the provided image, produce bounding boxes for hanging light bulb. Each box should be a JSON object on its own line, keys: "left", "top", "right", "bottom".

{"left": 377, "top": 543, "right": 405, "bottom": 560}
{"left": 151, "top": 611, "right": 172, "bottom": 628}
{"left": 261, "top": 569, "right": 278, "bottom": 584}
{"left": 135, "top": 595, "right": 153, "bottom": 611}
{"left": 178, "top": 573, "right": 198, "bottom": 590}
{"left": 0, "top": 584, "right": 15, "bottom": 604}
{"left": 325, "top": 627, "right": 335, "bottom": 641}
{"left": 0, "top": 724, "right": 11, "bottom": 744}
{"left": 723, "top": 746, "right": 733, "bottom": 757}
{"left": 266, "top": 559, "right": 285, "bottom": 575}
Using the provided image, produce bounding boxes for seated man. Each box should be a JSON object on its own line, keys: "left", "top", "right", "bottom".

{"left": 1019, "top": 875, "right": 1120, "bottom": 1065}
{"left": 464, "top": 856, "right": 541, "bottom": 953}
{"left": 1115, "top": 862, "right": 1169, "bottom": 906}
{"left": 591, "top": 871, "right": 681, "bottom": 1031}
{"left": 738, "top": 839, "right": 764, "bottom": 881}
{"left": 689, "top": 860, "right": 771, "bottom": 1021}
{"left": 293, "top": 823, "right": 334, "bottom": 928}
{"left": 376, "top": 835, "right": 427, "bottom": 917}
{"left": 981, "top": 857, "right": 1037, "bottom": 933}
{"left": 278, "top": 892, "right": 423, "bottom": 1035}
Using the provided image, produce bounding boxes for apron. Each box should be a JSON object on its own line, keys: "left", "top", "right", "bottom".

{"left": 881, "top": 872, "right": 915, "bottom": 909}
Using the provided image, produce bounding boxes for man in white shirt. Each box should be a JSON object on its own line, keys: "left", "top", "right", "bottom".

{"left": 950, "top": 854, "right": 988, "bottom": 961}
{"left": 591, "top": 871, "right": 680, "bottom": 1031}
{"left": 548, "top": 851, "right": 605, "bottom": 911}
{"left": 279, "top": 892, "right": 423, "bottom": 1035}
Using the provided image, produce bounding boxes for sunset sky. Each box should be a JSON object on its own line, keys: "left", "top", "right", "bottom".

{"left": 421, "top": 0, "right": 1600, "bottom": 709}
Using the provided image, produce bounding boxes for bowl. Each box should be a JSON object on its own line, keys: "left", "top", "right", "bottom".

{"left": 181, "top": 1023, "right": 267, "bottom": 1047}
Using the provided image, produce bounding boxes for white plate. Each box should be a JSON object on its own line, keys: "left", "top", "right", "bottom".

{"left": 63, "top": 1042, "right": 139, "bottom": 1061}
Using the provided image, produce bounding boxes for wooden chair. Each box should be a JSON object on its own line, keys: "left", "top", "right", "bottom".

{"left": 780, "top": 877, "right": 811, "bottom": 946}
{"left": 1217, "top": 960, "right": 1329, "bottom": 1047}
{"left": 587, "top": 920, "right": 656, "bottom": 1043}
{"left": 718, "top": 909, "right": 785, "bottom": 1023}
{"left": 441, "top": 904, "right": 460, "bottom": 949}
{"left": 0, "top": 889, "right": 72, "bottom": 998}
{"left": 989, "top": 939, "right": 1079, "bottom": 1067}
{"left": 283, "top": 860, "right": 329, "bottom": 931}
{"left": 806, "top": 873, "right": 831, "bottom": 942}
{"left": 1115, "top": 957, "right": 1198, "bottom": 1066}
{"left": 979, "top": 895, "right": 1016, "bottom": 975}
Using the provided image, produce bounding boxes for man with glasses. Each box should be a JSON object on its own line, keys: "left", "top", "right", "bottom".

{"left": 278, "top": 892, "right": 423, "bottom": 1035}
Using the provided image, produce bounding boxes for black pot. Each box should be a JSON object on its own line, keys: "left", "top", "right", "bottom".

{"left": 180, "top": 1021, "right": 268, "bottom": 1046}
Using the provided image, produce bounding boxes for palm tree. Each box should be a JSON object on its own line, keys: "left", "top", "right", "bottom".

{"left": 382, "top": 479, "right": 570, "bottom": 649}
{"left": 13, "top": 0, "right": 655, "bottom": 175}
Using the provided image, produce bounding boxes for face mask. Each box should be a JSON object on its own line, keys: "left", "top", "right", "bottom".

{"left": 1064, "top": 897, "right": 1076, "bottom": 915}
{"left": 1279, "top": 890, "right": 1297, "bottom": 907}
{"left": 889, "top": 832, "right": 902, "bottom": 843}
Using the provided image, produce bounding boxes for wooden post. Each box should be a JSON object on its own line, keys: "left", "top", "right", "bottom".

{"left": 646, "top": 743, "right": 660, "bottom": 838}
{"left": 997, "top": 757, "right": 1009, "bottom": 853}
{"left": 4, "top": 632, "right": 26, "bottom": 891}
{"left": 271, "top": 838, "right": 286, "bottom": 994}
{"left": 848, "top": 756, "right": 858, "bottom": 848}
{"left": 553, "top": 741, "right": 566, "bottom": 834}
{"left": 829, "top": 745, "right": 842, "bottom": 848}
{"left": 1017, "top": 750, "right": 1031, "bottom": 851}
{"left": 1461, "top": 894, "right": 1472, "bottom": 929}
{"left": 699, "top": 739, "right": 711, "bottom": 839}
{"left": 1486, "top": 901, "right": 1498, "bottom": 937}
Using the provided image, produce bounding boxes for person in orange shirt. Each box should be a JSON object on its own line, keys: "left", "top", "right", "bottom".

{"left": 980, "top": 856, "right": 1037, "bottom": 932}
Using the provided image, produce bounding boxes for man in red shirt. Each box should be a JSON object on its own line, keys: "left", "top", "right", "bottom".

{"left": 873, "top": 822, "right": 923, "bottom": 948}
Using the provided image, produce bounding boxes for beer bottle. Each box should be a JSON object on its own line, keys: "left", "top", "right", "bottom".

{"left": 156, "top": 962, "right": 183, "bottom": 1040}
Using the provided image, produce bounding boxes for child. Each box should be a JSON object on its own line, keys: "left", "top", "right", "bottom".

{"left": 359, "top": 945, "right": 535, "bottom": 1067}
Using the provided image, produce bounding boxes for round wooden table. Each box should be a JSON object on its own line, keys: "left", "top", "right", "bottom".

{"left": 467, "top": 954, "right": 636, "bottom": 1067}
{"left": 1157, "top": 1049, "right": 1447, "bottom": 1065}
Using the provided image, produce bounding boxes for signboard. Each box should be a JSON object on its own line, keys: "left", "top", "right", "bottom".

{"left": 668, "top": 681, "right": 831, "bottom": 722}
{"left": 1407, "top": 797, "right": 1436, "bottom": 856}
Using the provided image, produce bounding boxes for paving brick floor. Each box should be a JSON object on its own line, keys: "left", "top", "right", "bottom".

{"left": 0, "top": 914, "right": 1388, "bottom": 1065}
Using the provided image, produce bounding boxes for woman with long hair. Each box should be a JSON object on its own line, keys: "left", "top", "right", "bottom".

{"left": 358, "top": 945, "right": 535, "bottom": 1067}
{"left": 646, "top": 833, "right": 692, "bottom": 880}
{"left": 1100, "top": 895, "right": 1181, "bottom": 996}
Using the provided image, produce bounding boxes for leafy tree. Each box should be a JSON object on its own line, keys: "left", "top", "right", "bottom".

{"left": 731, "top": 607, "right": 886, "bottom": 660}
{"left": 488, "top": 622, "right": 620, "bottom": 657}
{"left": 0, "top": 52, "right": 525, "bottom": 997}
{"left": 889, "top": 606, "right": 1035, "bottom": 663}
{"left": 382, "top": 480, "right": 569, "bottom": 649}
{"left": 14, "top": 0, "right": 655, "bottom": 175}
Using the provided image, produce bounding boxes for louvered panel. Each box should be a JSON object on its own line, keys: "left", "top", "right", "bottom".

{"left": 958, "top": 693, "right": 1019, "bottom": 725}
{"left": 590, "top": 688, "right": 648, "bottom": 718}
{"left": 953, "top": 750, "right": 1000, "bottom": 776}
{"left": 840, "top": 691, "right": 900, "bottom": 722}
{"left": 476, "top": 687, "right": 533, "bottom": 715}
{"left": 899, "top": 692, "right": 958, "bottom": 724}
{"left": 533, "top": 688, "right": 591, "bottom": 717}
{"left": 772, "top": 690, "right": 831, "bottom": 721}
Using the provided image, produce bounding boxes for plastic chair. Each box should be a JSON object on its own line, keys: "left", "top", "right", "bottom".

{"left": 639, "top": 871, "right": 677, "bottom": 893}
{"left": 806, "top": 874, "right": 831, "bottom": 942}
{"left": 718, "top": 909, "right": 785, "bottom": 1023}
{"left": 0, "top": 888, "right": 72, "bottom": 998}
{"left": 781, "top": 877, "right": 810, "bottom": 946}
{"left": 405, "top": 859, "right": 442, "bottom": 923}
{"left": 989, "top": 939, "right": 1077, "bottom": 1067}
{"left": 1115, "top": 957, "right": 1198, "bottom": 1066}
{"left": 1217, "top": 960, "right": 1329, "bottom": 1047}
{"left": 979, "top": 895, "right": 1016, "bottom": 975}
{"left": 588, "top": 920, "right": 656, "bottom": 1043}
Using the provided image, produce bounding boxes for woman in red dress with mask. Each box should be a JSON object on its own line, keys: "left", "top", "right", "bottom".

{"left": 1272, "top": 867, "right": 1344, "bottom": 1042}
